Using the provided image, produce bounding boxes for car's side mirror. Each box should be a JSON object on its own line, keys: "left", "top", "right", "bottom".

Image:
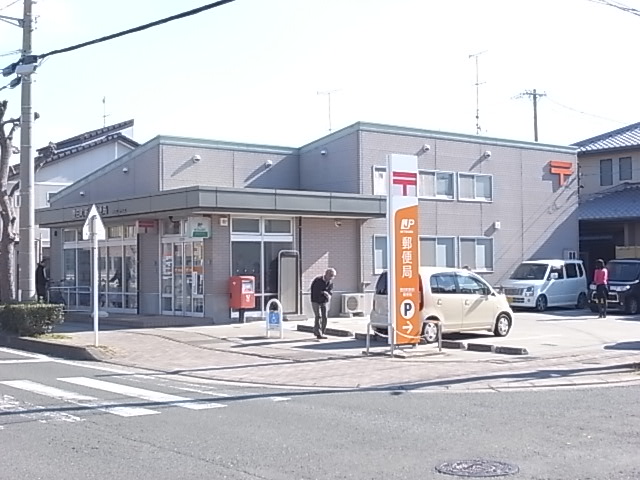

{"left": 549, "top": 272, "right": 559, "bottom": 281}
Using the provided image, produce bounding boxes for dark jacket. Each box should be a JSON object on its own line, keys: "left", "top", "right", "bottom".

{"left": 310, "top": 275, "right": 333, "bottom": 304}
{"left": 35, "top": 265, "right": 48, "bottom": 287}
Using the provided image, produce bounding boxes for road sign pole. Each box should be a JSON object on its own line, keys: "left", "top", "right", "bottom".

{"left": 91, "top": 216, "right": 99, "bottom": 347}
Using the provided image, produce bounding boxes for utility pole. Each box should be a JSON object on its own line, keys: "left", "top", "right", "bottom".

{"left": 18, "top": 0, "right": 35, "bottom": 301}
{"left": 317, "top": 89, "right": 339, "bottom": 133}
{"left": 517, "top": 89, "right": 546, "bottom": 142}
{"left": 469, "top": 50, "right": 487, "bottom": 135}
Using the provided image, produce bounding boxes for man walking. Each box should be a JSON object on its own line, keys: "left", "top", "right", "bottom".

{"left": 310, "top": 268, "right": 336, "bottom": 340}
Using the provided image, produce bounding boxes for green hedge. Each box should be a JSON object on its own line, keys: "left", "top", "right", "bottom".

{"left": 0, "top": 303, "right": 65, "bottom": 336}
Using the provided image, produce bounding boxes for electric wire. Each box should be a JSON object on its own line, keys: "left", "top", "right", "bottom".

{"left": 36, "top": 0, "right": 237, "bottom": 60}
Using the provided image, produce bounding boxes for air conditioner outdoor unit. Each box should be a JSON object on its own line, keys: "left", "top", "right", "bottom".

{"left": 341, "top": 293, "right": 365, "bottom": 317}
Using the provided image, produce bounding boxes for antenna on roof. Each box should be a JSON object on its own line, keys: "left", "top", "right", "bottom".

{"left": 469, "top": 50, "right": 487, "bottom": 135}
{"left": 102, "top": 96, "right": 111, "bottom": 127}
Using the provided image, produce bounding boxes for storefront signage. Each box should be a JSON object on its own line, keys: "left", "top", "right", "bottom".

{"left": 386, "top": 154, "right": 421, "bottom": 346}
{"left": 72, "top": 204, "right": 128, "bottom": 219}
{"left": 549, "top": 160, "right": 574, "bottom": 186}
{"left": 187, "top": 216, "right": 211, "bottom": 238}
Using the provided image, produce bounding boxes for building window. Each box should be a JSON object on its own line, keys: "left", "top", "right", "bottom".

{"left": 459, "top": 237, "right": 494, "bottom": 272}
{"left": 231, "top": 218, "right": 261, "bottom": 234}
{"left": 600, "top": 159, "right": 613, "bottom": 186}
{"left": 458, "top": 174, "right": 493, "bottom": 202}
{"left": 107, "top": 226, "right": 123, "bottom": 239}
{"left": 373, "top": 235, "right": 388, "bottom": 273}
{"left": 619, "top": 157, "right": 632, "bottom": 181}
{"left": 13, "top": 193, "right": 20, "bottom": 208}
{"left": 419, "top": 171, "right": 455, "bottom": 199}
{"left": 420, "top": 236, "right": 456, "bottom": 267}
{"left": 372, "top": 166, "right": 387, "bottom": 195}
{"left": 63, "top": 229, "right": 77, "bottom": 243}
{"left": 163, "top": 218, "right": 184, "bottom": 235}
{"left": 264, "top": 219, "right": 292, "bottom": 234}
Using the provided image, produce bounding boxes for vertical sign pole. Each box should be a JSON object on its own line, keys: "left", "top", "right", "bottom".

{"left": 91, "top": 215, "right": 99, "bottom": 347}
{"left": 386, "top": 154, "right": 421, "bottom": 350}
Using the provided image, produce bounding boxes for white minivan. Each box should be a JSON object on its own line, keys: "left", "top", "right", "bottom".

{"left": 370, "top": 267, "right": 514, "bottom": 343}
{"left": 496, "top": 259, "right": 588, "bottom": 312}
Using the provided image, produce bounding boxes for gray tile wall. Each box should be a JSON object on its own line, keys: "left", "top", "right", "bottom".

{"left": 358, "top": 131, "right": 579, "bottom": 288}
{"left": 204, "top": 215, "right": 232, "bottom": 323}
{"left": 300, "top": 217, "right": 360, "bottom": 317}
{"left": 138, "top": 230, "right": 159, "bottom": 315}
{"left": 299, "top": 132, "right": 360, "bottom": 193}
{"left": 160, "top": 145, "right": 299, "bottom": 191}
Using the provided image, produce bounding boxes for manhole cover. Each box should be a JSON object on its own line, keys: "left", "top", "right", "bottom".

{"left": 436, "top": 459, "right": 519, "bottom": 478}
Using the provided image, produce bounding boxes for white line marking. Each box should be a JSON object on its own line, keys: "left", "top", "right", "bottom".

{"left": 1, "top": 380, "right": 159, "bottom": 418}
{"left": 0, "top": 348, "right": 51, "bottom": 360}
{"left": 59, "top": 377, "right": 227, "bottom": 410}
{"left": 269, "top": 397, "right": 291, "bottom": 402}
{"left": 0, "top": 359, "right": 52, "bottom": 365}
{"left": 1, "top": 394, "right": 83, "bottom": 424}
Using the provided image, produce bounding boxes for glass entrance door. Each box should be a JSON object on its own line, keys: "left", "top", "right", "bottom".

{"left": 161, "top": 241, "right": 204, "bottom": 317}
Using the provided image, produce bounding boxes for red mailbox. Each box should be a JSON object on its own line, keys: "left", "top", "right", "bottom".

{"left": 229, "top": 276, "right": 255, "bottom": 309}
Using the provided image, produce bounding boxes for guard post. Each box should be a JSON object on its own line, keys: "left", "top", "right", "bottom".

{"left": 265, "top": 298, "right": 284, "bottom": 339}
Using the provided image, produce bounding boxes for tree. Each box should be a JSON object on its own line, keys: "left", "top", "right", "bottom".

{"left": 0, "top": 100, "right": 20, "bottom": 303}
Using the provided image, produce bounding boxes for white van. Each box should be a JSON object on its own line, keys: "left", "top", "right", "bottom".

{"left": 370, "top": 267, "right": 514, "bottom": 343}
{"left": 496, "top": 259, "right": 588, "bottom": 312}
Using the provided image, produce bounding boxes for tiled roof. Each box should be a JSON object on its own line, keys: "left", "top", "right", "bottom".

{"left": 579, "top": 184, "right": 640, "bottom": 220}
{"left": 9, "top": 120, "right": 138, "bottom": 180}
{"left": 572, "top": 122, "right": 640, "bottom": 153}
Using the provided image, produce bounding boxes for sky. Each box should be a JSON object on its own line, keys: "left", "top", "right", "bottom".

{"left": 1, "top": 0, "right": 639, "bottom": 160}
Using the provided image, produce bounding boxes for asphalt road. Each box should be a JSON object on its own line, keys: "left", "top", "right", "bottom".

{"left": 1, "top": 347, "right": 639, "bottom": 480}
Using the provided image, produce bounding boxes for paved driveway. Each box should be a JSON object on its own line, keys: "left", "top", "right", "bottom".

{"left": 441, "top": 307, "right": 640, "bottom": 357}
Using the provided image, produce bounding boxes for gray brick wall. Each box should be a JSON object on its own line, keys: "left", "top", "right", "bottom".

{"left": 161, "top": 145, "right": 299, "bottom": 191}
{"left": 299, "top": 132, "right": 360, "bottom": 193}
{"left": 204, "top": 215, "right": 232, "bottom": 323}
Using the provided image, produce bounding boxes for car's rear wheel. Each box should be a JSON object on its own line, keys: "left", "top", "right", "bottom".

{"left": 493, "top": 313, "right": 512, "bottom": 337}
{"left": 576, "top": 292, "right": 588, "bottom": 309}
{"left": 421, "top": 321, "right": 439, "bottom": 344}
{"left": 535, "top": 294, "right": 548, "bottom": 312}
{"left": 624, "top": 296, "right": 639, "bottom": 315}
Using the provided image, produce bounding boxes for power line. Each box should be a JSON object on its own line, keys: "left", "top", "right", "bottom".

{"left": 0, "top": 0, "right": 20, "bottom": 12}
{"left": 36, "top": 0, "right": 237, "bottom": 60}
{"left": 545, "top": 96, "right": 627, "bottom": 125}
{"left": 587, "top": 0, "right": 640, "bottom": 16}
{"left": 0, "top": 49, "right": 20, "bottom": 57}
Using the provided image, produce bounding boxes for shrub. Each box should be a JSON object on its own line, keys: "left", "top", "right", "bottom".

{"left": 0, "top": 303, "right": 65, "bottom": 336}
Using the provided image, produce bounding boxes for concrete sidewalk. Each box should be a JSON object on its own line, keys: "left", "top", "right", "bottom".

{"left": 1, "top": 315, "right": 639, "bottom": 391}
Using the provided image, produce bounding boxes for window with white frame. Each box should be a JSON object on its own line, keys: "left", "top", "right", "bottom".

{"left": 458, "top": 173, "right": 493, "bottom": 201}
{"left": 600, "top": 159, "right": 613, "bottom": 186}
{"left": 372, "top": 166, "right": 387, "bottom": 195}
{"left": 418, "top": 171, "right": 455, "bottom": 199}
{"left": 13, "top": 193, "right": 20, "bottom": 208}
{"left": 459, "top": 237, "right": 494, "bottom": 272}
{"left": 373, "top": 235, "right": 388, "bottom": 273}
{"left": 420, "top": 236, "right": 456, "bottom": 267}
{"left": 619, "top": 157, "right": 632, "bottom": 182}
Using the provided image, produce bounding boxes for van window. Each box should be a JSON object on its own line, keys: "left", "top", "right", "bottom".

{"left": 565, "top": 263, "right": 578, "bottom": 278}
{"left": 375, "top": 272, "right": 388, "bottom": 295}
{"left": 549, "top": 266, "right": 564, "bottom": 279}
{"left": 510, "top": 263, "right": 548, "bottom": 280}
{"left": 607, "top": 261, "right": 640, "bottom": 282}
{"left": 430, "top": 273, "right": 457, "bottom": 294}
{"left": 577, "top": 263, "right": 584, "bottom": 277}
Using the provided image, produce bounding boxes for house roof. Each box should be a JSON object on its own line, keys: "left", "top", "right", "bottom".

{"left": 572, "top": 122, "right": 640, "bottom": 153}
{"left": 579, "top": 183, "right": 640, "bottom": 221}
{"left": 8, "top": 119, "right": 139, "bottom": 180}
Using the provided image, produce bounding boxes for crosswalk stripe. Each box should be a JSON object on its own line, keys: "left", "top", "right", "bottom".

{"left": 1, "top": 380, "right": 159, "bottom": 418}
{"left": 59, "top": 377, "right": 227, "bottom": 410}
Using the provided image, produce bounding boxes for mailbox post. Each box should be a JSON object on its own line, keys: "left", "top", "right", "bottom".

{"left": 265, "top": 298, "right": 284, "bottom": 339}
{"left": 229, "top": 276, "right": 255, "bottom": 323}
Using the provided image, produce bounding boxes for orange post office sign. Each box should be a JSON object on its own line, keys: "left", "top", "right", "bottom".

{"left": 549, "top": 160, "right": 574, "bottom": 186}
{"left": 386, "top": 154, "right": 421, "bottom": 345}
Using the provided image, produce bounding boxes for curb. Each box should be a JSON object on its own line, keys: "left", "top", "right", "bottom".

{"left": 296, "top": 324, "right": 353, "bottom": 337}
{"left": 0, "top": 334, "right": 104, "bottom": 361}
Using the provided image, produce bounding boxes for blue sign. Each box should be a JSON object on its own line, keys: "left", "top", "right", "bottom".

{"left": 268, "top": 311, "right": 281, "bottom": 328}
